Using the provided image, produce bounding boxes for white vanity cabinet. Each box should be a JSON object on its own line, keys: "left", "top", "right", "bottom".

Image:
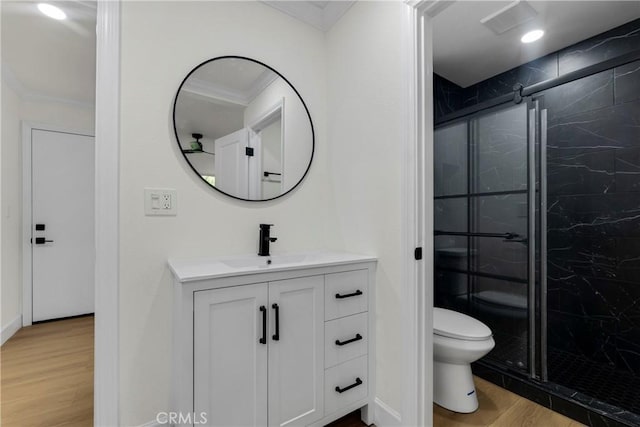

{"left": 170, "top": 253, "right": 376, "bottom": 427}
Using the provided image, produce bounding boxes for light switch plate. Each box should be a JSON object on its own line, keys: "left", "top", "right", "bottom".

{"left": 144, "top": 188, "right": 177, "bottom": 216}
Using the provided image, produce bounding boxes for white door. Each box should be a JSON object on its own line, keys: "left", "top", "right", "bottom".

{"left": 31, "top": 129, "right": 95, "bottom": 322}
{"left": 268, "top": 276, "right": 324, "bottom": 427}
{"left": 194, "top": 284, "right": 268, "bottom": 427}
{"left": 214, "top": 128, "right": 249, "bottom": 198}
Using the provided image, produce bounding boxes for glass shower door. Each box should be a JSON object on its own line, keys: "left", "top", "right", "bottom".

{"left": 434, "top": 101, "right": 533, "bottom": 375}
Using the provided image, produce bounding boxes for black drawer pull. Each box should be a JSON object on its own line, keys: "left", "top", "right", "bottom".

{"left": 34, "top": 237, "right": 54, "bottom": 245}
{"left": 335, "top": 290, "right": 362, "bottom": 299}
{"left": 335, "top": 377, "right": 363, "bottom": 393}
{"left": 335, "top": 334, "right": 362, "bottom": 346}
{"left": 259, "top": 306, "right": 267, "bottom": 345}
{"left": 272, "top": 303, "right": 280, "bottom": 341}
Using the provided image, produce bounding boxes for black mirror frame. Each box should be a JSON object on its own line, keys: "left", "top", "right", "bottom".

{"left": 172, "top": 55, "right": 315, "bottom": 202}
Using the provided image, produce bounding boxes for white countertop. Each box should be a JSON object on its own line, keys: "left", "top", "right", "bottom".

{"left": 168, "top": 251, "right": 377, "bottom": 282}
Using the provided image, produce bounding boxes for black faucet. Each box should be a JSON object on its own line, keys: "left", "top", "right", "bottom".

{"left": 258, "top": 224, "right": 277, "bottom": 256}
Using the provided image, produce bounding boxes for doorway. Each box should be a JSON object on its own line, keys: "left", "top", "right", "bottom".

{"left": 1, "top": 0, "right": 98, "bottom": 425}
{"left": 430, "top": 2, "right": 640, "bottom": 425}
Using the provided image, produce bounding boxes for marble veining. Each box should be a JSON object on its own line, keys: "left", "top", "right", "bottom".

{"left": 614, "top": 60, "right": 640, "bottom": 105}
{"left": 559, "top": 19, "right": 640, "bottom": 75}
{"left": 547, "top": 100, "right": 640, "bottom": 158}
{"left": 543, "top": 70, "right": 614, "bottom": 121}
{"left": 434, "top": 74, "right": 464, "bottom": 120}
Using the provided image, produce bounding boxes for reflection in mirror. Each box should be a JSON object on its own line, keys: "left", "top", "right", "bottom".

{"left": 173, "top": 57, "right": 314, "bottom": 201}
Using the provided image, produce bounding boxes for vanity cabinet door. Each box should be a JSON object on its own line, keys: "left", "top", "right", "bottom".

{"left": 268, "top": 276, "right": 324, "bottom": 427}
{"left": 194, "top": 283, "right": 268, "bottom": 427}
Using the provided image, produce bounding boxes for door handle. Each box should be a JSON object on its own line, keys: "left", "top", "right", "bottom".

{"left": 335, "top": 377, "right": 362, "bottom": 393}
{"left": 335, "top": 333, "right": 363, "bottom": 346}
{"left": 335, "top": 290, "right": 362, "bottom": 299}
{"left": 34, "top": 237, "right": 54, "bottom": 245}
{"left": 259, "top": 306, "right": 267, "bottom": 345}
{"left": 272, "top": 303, "right": 280, "bottom": 341}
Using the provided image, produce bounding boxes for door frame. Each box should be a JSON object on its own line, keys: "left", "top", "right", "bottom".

{"left": 402, "top": 1, "right": 453, "bottom": 426}
{"left": 21, "top": 123, "right": 95, "bottom": 327}
{"left": 94, "top": 1, "right": 120, "bottom": 425}
{"left": 247, "top": 98, "right": 285, "bottom": 197}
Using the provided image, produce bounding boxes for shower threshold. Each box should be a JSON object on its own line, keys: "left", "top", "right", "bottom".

{"left": 473, "top": 360, "right": 640, "bottom": 427}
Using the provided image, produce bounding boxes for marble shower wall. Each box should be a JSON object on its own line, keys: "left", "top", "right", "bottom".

{"left": 546, "top": 77, "right": 640, "bottom": 375}
{"left": 434, "top": 18, "right": 640, "bottom": 376}
{"left": 435, "top": 18, "right": 640, "bottom": 122}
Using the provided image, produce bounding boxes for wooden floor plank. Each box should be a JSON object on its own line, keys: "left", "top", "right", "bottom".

{"left": 434, "top": 376, "right": 585, "bottom": 427}
{"left": 1, "top": 316, "right": 94, "bottom": 427}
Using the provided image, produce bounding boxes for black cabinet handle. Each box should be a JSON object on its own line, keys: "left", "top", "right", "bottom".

{"left": 335, "top": 377, "right": 363, "bottom": 393}
{"left": 335, "top": 333, "right": 362, "bottom": 346}
{"left": 272, "top": 303, "right": 279, "bottom": 341}
{"left": 259, "top": 306, "right": 267, "bottom": 345}
{"left": 34, "top": 237, "right": 54, "bottom": 245}
{"left": 335, "top": 290, "right": 363, "bottom": 299}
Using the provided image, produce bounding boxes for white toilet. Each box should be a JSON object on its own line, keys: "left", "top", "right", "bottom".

{"left": 433, "top": 307, "right": 495, "bottom": 413}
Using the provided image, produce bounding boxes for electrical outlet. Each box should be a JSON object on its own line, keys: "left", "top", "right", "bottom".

{"left": 144, "top": 188, "right": 177, "bottom": 216}
{"left": 162, "top": 194, "right": 172, "bottom": 210}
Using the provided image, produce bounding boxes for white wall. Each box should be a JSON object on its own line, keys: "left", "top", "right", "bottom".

{"left": 1, "top": 79, "right": 22, "bottom": 331}
{"left": 0, "top": 76, "right": 95, "bottom": 334}
{"left": 326, "top": 1, "right": 407, "bottom": 415}
{"left": 119, "top": 2, "right": 413, "bottom": 424}
{"left": 119, "top": 2, "right": 333, "bottom": 425}
{"left": 244, "top": 78, "right": 312, "bottom": 192}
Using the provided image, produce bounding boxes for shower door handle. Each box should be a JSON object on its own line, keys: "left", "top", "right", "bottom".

{"left": 528, "top": 106, "right": 537, "bottom": 380}
{"left": 541, "top": 108, "right": 548, "bottom": 381}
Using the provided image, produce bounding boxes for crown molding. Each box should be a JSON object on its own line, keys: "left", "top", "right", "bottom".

{"left": 260, "top": 1, "right": 356, "bottom": 32}
{"left": 246, "top": 70, "right": 279, "bottom": 104}
{"left": 182, "top": 70, "right": 278, "bottom": 107}
{"left": 182, "top": 78, "right": 250, "bottom": 106}
{"left": 406, "top": 0, "right": 455, "bottom": 16}
{"left": 2, "top": 63, "right": 94, "bottom": 110}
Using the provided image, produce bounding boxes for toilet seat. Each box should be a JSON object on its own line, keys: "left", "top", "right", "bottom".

{"left": 434, "top": 307, "right": 492, "bottom": 341}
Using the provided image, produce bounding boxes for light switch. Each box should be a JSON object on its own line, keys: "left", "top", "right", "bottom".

{"left": 144, "top": 188, "right": 177, "bottom": 216}
{"left": 151, "top": 194, "right": 160, "bottom": 209}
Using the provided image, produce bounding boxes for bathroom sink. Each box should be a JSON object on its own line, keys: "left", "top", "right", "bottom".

{"left": 220, "top": 253, "right": 311, "bottom": 269}
{"left": 168, "top": 251, "right": 377, "bottom": 282}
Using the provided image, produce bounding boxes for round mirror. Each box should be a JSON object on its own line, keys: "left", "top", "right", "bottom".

{"left": 173, "top": 56, "right": 314, "bottom": 201}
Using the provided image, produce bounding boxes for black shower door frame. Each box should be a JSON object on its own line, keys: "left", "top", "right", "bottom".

{"left": 434, "top": 96, "right": 549, "bottom": 382}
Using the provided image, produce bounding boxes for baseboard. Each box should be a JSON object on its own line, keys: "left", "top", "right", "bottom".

{"left": 374, "top": 397, "right": 402, "bottom": 427}
{"left": 142, "top": 400, "right": 401, "bottom": 427}
{"left": 1, "top": 315, "right": 22, "bottom": 346}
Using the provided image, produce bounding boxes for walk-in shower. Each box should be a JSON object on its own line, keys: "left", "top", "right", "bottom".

{"left": 433, "top": 16, "right": 640, "bottom": 427}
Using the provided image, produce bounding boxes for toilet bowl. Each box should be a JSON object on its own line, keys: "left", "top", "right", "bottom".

{"left": 433, "top": 307, "right": 495, "bottom": 413}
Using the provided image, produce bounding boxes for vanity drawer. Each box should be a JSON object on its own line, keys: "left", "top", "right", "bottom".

{"left": 325, "top": 313, "right": 368, "bottom": 368}
{"left": 325, "top": 270, "right": 368, "bottom": 320}
{"left": 324, "top": 355, "right": 368, "bottom": 416}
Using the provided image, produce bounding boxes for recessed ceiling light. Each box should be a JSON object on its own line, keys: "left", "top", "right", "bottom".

{"left": 37, "top": 3, "right": 66, "bottom": 20}
{"left": 521, "top": 29, "right": 544, "bottom": 44}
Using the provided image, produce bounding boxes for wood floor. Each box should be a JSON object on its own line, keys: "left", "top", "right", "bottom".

{"left": 434, "top": 376, "right": 585, "bottom": 427}
{"left": 1, "top": 316, "right": 94, "bottom": 427}
{"left": 1, "top": 316, "right": 584, "bottom": 427}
